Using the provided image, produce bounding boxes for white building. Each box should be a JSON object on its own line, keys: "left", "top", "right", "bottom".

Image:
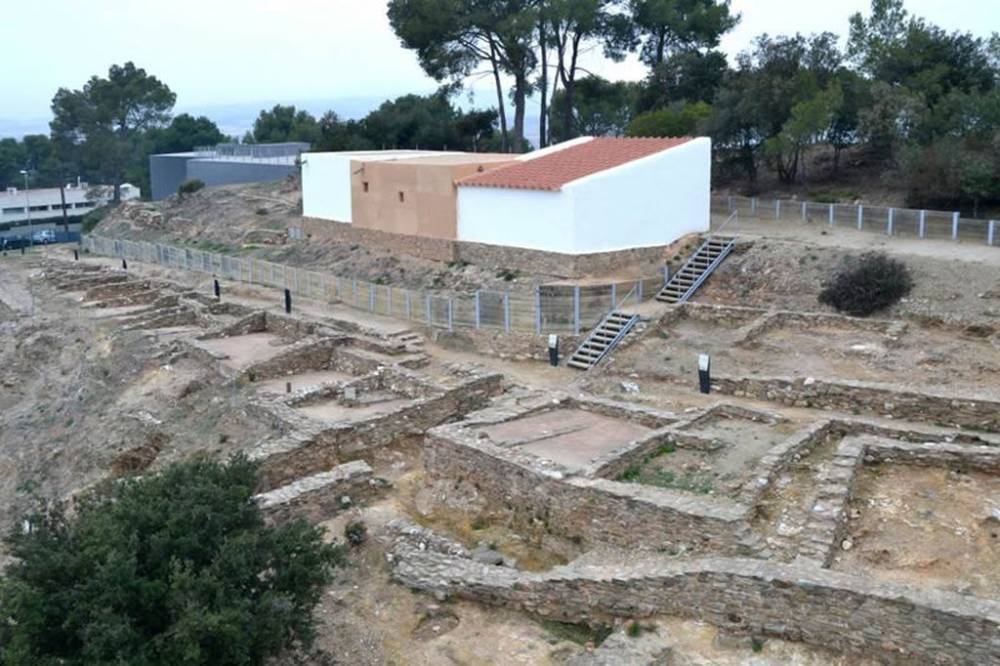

{"left": 300, "top": 136, "right": 711, "bottom": 256}
{"left": 0, "top": 181, "right": 140, "bottom": 225}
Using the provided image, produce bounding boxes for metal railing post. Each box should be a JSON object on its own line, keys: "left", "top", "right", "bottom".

{"left": 369, "top": 285, "right": 375, "bottom": 311}
{"left": 448, "top": 298, "right": 453, "bottom": 331}
{"left": 775, "top": 200, "right": 780, "bottom": 220}
{"left": 919, "top": 210, "right": 926, "bottom": 238}
{"left": 386, "top": 285, "right": 392, "bottom": 316}
{"left": 751, "top": 197, "right": 757, "bottom": 215}
{"left": 989, "top": 220, "right": 996, "bottom": 246}
{"left": 952, "top": 212, "right": 959, "bottom": 240}
{"left": 636, "top": 279, "right": 643, "bottom": 303}
{"left": 610, "top": 283, "right": 617, "bottom": 309}
{"left": 405, "top": 291, "right": 412, "bottom": 319}
{"left": 857, "top": 205, "right": 864, "bottom": 230}
{"left": 425, "top": 294, "right": 432, "bottom": 325}
{"left": 887, "top": 208, "right": 894, "bottom": 236}
{"left": 474, "top": 291, "right": 481, "bottom": 329}
{"left": 534, "top": 286, "right": 541, "bottom": 334}
{"left": 801, "top": 201, "right": 807, "bottom": 221}
{"left": 829, "top": 204, "right": 835, "bottom": 226}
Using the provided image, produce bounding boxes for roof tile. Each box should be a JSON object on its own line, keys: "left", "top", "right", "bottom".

{"left": 456, "top": 137, "right": 694, "bottom": 191}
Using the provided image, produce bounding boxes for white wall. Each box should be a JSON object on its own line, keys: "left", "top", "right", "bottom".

{"left": 300, "top": 150, "right": 438, "bottom": 223}
{"left": 567, "top": 137, "right": 711, "bottom": 253}
{"left": 457, "top": 186, "right": 576, "bottom": 253}
{"left": 456, "top": 137, "right": 711, "bottom": 254}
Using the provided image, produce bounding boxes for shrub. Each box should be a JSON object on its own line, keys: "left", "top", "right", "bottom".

{"left": 818, "top": 252, "right": 913, "bottom": 317}
{"left": 177, "top": 178, "right": 205, "bottom": 196}
{"left": 0, "top": 454, "right": 343, "bottom": 665}
{"left": 344, "top": 521, "right": 367, "bottom": 546}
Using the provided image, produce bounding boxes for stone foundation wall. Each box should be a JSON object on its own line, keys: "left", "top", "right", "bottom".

{"left": 388, "top": 530, "right": 1000, "bottom": 665}
{"left": 711, "top": 374, "right": 1000, "bottom": 432}
{"left": 254, "top": 460, "right": 380, "bottom": 524}
{"left": 429, "top": 327, "right": 583, "bottom": 363}
{"left": 252, "top": 372, "right": 504, "bottom": 491}
{"left": 424, "top": 427, "right": 758, "bottom": 556}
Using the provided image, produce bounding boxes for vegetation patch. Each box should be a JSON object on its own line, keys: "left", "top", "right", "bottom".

{"left": 818, "top": 252, "right": 913, "bottom": 317}
{"left": 538, "top": 620, "right": 613, "bottom": 647}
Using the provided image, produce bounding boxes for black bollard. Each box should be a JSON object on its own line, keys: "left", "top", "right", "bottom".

{"left": 21, "top": 247, "right": 26, "bottom": 256}
{"left": 286, "top": 382, "right": 292, "bottom": 394}
{"left": 284, "top": 288, "right": 292, "bottom": 314}
{"left": 122, "top": 258, "right": 128, "bottom": 270}
{"left": 548, "top": 334, "right": 560, "bottom": 367}
{"left": 73, "top": 249, "right": 79, "bottom": 261}
{"left": 213, "top": 279, "right": 220, "bottom": 301}
{"left": 698, "top": 354, "right": 711, "bottom": 394}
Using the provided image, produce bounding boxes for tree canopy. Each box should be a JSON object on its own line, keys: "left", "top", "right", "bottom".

{"left": 0, "top": 454, "right": 342, "bottom": 665}
{"left": 50, "top": 62, "right": 175, "bottom": 202}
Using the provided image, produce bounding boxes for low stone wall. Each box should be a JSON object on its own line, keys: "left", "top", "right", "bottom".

{"left": 302, "top": 216, "right": 689, "bottom": 279}
{"left": 425, "top": 422, "right": 758, "bottom": 556}
{"left": 254, "top": 460, "right": 377, "bottom": 524}
{"left": 429, "top": 327, "right": 583, "bottom": 363}
{"left": 251, "top": 372, "right": 504, "bottom": 491}
{"left": 711, "top": 374, "right": 1000, "bottom": 432}
{"left": 388, "top": 529, "right": 1000, "bottom": 665}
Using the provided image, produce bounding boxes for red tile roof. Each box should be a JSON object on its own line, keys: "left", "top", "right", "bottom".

{"left": 457, "top": 137, "right": 694, "bottom": 191}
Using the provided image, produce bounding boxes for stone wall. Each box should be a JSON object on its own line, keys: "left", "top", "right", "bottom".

{"left": 252, "top": 372, "right": 504, "bottom": 491}
{"left": 424, "top": 424, "right": 759, "bottom": 556}
{"left": 300, "top": 216, "right": 457, "bottom": 263}
{"left": 254, "top": 460, "right": 378, "bottom": 524}
{"left": 711, "top": 374, "right": 1000, "bottom": 432}
{"left": 388, "top": 528, "right": 1000, "bottom": 665}
{"left": 429, "top": 327, "right": 584, "bottom": 363}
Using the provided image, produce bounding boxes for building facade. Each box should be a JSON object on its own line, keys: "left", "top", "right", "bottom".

{"left": 149, "top": 142, "right": 308, "bottom": 201}
{"left": 0, "top": 181, "right": 139, "bottom": 225}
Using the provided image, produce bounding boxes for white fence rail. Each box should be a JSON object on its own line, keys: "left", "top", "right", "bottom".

{"left": 712, "top": 195, "right": 997, "bottom": 246}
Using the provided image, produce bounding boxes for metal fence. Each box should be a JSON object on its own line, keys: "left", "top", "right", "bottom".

{"left": 81, "top": 235, "right": 669, "bottom": 335}
{"left": 711, "top": 195, "right": 998, "bottom": 246}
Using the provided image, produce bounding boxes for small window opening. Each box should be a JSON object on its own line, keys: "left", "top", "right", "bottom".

{"left": 398, "top": 191, "right": 405, "bottom": 203}
{"left": 363, "top": 182, "right": 369, "bottom": 193}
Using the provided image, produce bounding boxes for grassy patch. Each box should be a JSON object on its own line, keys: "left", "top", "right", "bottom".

{"left": 538, "top": 620, "right": 613, "bottom": 646}
{"left": 616, "top": 442, "right": 713, "bottom": 494}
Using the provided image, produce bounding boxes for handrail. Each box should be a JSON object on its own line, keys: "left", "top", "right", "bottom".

{"left": 586, "top": 313, "right": 640, "bottom": 370}
{"left": 677, "top": 241, "right": 734, "bottom": 304}
{"left": 710, "top": 209, "right": 739, "bottom": 239}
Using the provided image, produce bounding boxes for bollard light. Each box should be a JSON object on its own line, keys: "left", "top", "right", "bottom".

{"left": 698, "top": 354, "right": 711, "bottom": 394}
{"left": 284, "top": 288, "right": 292, "bottom": 314}
{"left": 548, "top": 334, "right": 560, "bottom": 367}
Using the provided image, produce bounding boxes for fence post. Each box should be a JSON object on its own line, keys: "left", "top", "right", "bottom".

{"left": 751, "top": 197, "right": 757, "bottom": 215}
{"left": 919, "top": 210, "right": 926, "bottom": 238}
{"left": 989, "top": 220, "right": 996, "bottom": 246}
{"left": 857, "top": 205, "right": 864, "bottom": 230}
{"left": 448, "top": 298, "right": 453, "bottom": 331}
{"left": 474, "top": 291, "right": 481, "bottom": 329}
{"left": 405, "top": 291, "right": 412, "bottom": 319}
{"left": 534, "top": 286, "right": 541, "bottom": 334}
{"left": 573, "top": 286, "right": 581, "bottom": 336}
{"left": 353, "top": 279, "right": 358, "bottom": 307}
{"left": 386, "top": 285, "right": 392, "bottom": 316}
{"left": 426, "top": 294, "right": 432, "bottom": 325}
{"left": 728, "top": 195, "right": 733, "bottom": 212}
{"left": 662, "top": 265, "right": 670, "bottom": 286}
{"left": 829, "top": 204, "right": 835, "bottom": 226}
{"left": 952, "top": 212, "right": 959, "bottom": 240}
{"left": 369, "top": 285, "right": 375, "bottom": 312}
{"left": 887, "top": 208, "right": 894, "bottom": 236}
{"left": 504, "top": 291, "right": 510, "bottom": 332}
{"left": 775, "top": 200, "right": 781, "bottom": 220}
{"left": 801, "top": 201, "right": 807, "bottom": 221}
{"left": 636, "top": 279, "right": 643, "bottom": 303}
{"left": 610, "top": 283, "right": 617, "bottom": 309}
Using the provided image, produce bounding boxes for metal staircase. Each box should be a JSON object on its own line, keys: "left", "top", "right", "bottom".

{"left": 656, "top": 236, "right": 736, "bottom": 304}
{"left": 567, "top": 311, "right": 640, "bottom": 371}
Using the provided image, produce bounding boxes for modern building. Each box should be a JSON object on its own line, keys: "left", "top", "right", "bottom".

{"left": 149, "top": 142, "right": 309, "bottom": 201}
{"left": 0, "top": 181, "right": 140, "bottom": 225}
{"left": 300, "top": 136, "right": 711, "bottom": 258}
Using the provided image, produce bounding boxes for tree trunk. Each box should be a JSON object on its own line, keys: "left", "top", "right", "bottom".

{"left": 538, "top": 20, "right": 549, "bottom": 148}
{"left": 513, "top": 73, "right": 527, "bottom": 152}
{"left": 560, "top": 32, "right": 582, "bottom": 140}
{"left": 488, "top": 39, "right": 509, "bottom": 152}
{"left": 58, "top": 181, "right": 69, "bottom": 232}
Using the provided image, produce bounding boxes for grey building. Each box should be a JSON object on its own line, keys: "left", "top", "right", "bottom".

{"left": 149, "top": 142, "right": 308, "bottom": 201}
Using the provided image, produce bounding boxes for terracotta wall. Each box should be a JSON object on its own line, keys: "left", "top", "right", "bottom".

{"left": 350, "top": 160, "right": 514, "bottom": 240}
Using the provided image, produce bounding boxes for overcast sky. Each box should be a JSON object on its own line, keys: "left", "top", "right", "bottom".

{"left": 1, "top": 0, "right": 995, "bottom": 127}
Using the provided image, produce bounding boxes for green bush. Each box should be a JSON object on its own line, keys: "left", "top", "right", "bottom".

{"left": 80, "top": 206, "right": 110, "bottom": 233}
{"left": 177, "top": 178, "right": 205, "bottom": 196}
{"left": 0, "top": 454, "right": 343, "bottom": 665}
{"left": 818, "top": 252, "right": 913, "bottom": 316}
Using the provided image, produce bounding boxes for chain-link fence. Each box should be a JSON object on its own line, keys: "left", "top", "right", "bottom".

{"left": 712, "top": 195, "right": 998, "bottom": 246}
{"left": 82, "top": 235, "right": 669, "bottom": 334}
